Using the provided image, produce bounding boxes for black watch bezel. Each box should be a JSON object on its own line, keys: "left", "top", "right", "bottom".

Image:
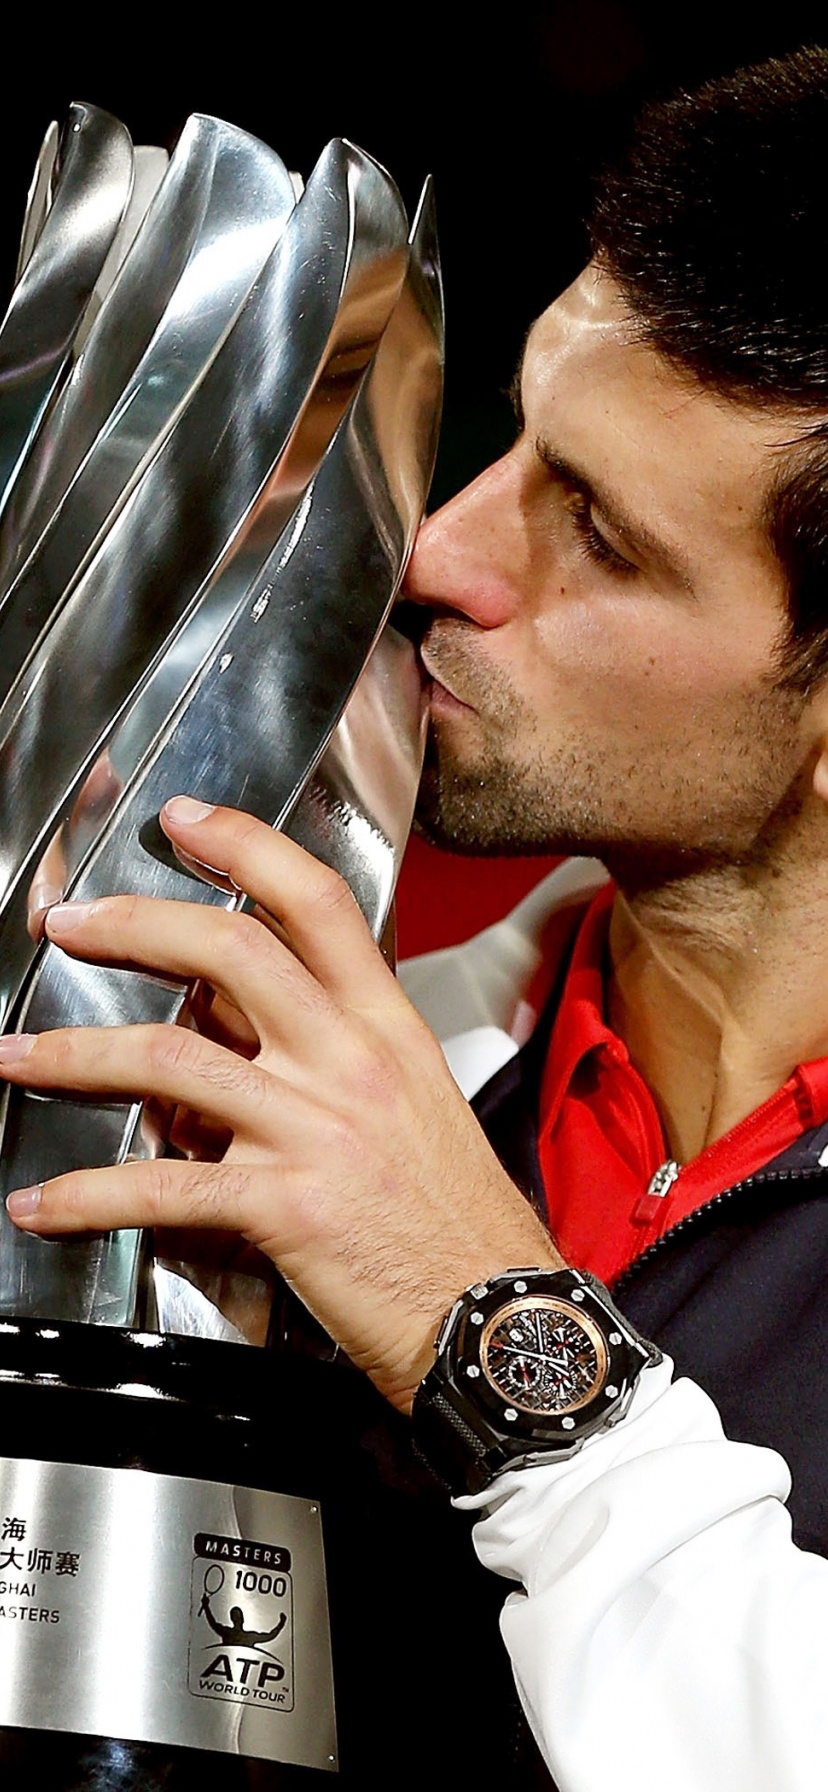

{"left": 413, "top": 1267, "right": 660, "bottom": 1495}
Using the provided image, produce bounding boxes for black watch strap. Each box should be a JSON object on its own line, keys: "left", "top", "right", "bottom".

{"left": 413, "top": 1377, "right": 515, "bottom": 1495}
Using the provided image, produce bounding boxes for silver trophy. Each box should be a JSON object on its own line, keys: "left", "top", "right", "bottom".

{"left": 0, "top": 103, "right": 443, "bottom": 1776}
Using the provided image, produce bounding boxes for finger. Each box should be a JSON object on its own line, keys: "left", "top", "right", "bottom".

{"left": 0, "top": 1025, "right": 276, "bottom": 1139}
{"left": 44, "top": 891, "right": 331, "bottom": 1047}
{"left": 170, "top": 849, "right": 294, "bottom": 955}
{"left": 249, "top": 901, "right": 294, "bottom": 953}
{"left": 5, "top": 1157, "right": 271, "bottom": 1245}
{"left": 26, "top": 824, "right": 68, "bottom": 940}
{"left": 159, "top": 797, "right": 397, "bottom": 1006}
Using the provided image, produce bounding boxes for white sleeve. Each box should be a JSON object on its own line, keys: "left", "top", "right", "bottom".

{"left": 457, "top": 1358, "right": 828, "bottom": 1791}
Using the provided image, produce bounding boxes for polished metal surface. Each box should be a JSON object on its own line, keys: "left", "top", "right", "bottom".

{"left": 14, "top": 118, "right": 59, "bottom": 282}
{"left": 287, "top": 625, "right": 428, "bottom": 940}
{"left": 0, "top": 115, "right": 442, "bottom": 1347}
{"left": 282, "top": 179, "right": 442, "bottom": 935}
{"left": 68, "top": 144, "right": 170, "bottom": 357}
{"left": 0, "top": 130, "right": 445, "bottom": 1788}
{"left": 0, "top": 115, "right": 292, "bottom": 590}
{"left": 0, "top": 103, "right": 133, "bottom": 512}
{"left": 0, "top": 139, "right": 439, "bottom": 1333}
{"left": 0, "top": 137, "right": 408, "bottom": 1034}
{"left": 0, "top": 1452, "right": 336, "bottom": 1769}
{"left": 0, "top": 180, "right": 441, "bottom": 1330}
{"left": 153, "top": 1264, "right": 250, "bottom": 1344}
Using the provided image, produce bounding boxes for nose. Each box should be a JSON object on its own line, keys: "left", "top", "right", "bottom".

{"left": 403, "top": 452, "right": 522, "bottom": 629}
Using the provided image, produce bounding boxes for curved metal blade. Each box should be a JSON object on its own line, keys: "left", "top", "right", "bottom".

{"left": 0, "top": 139, "right": 409, "bottom": 1027}
{"left": 285, "top": 625, "right": 427, "bottom": 941}
{"left": 0, "top": 177, "right": 443, "bottom": 1328}
{"left": 64, "top": 172, "right": 441, "bottom": 910}
{"left": 69, "top": 144, "right": 170, "bottom": 354}
{"left": 0, "top": 116, "right": 293, "bottom": 591}
{"left": 14, "top": 119, "right": 59, "bottom": 283}
{"left": 0, "top": 102, "right": 133, "bottom": 512}
{"left": 282, "top": 177, "right": 443, "bottom": 939}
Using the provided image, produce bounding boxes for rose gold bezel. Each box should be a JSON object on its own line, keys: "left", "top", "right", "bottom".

{"left": 480, "top": 1296, "right": 608, "bottom": 1416}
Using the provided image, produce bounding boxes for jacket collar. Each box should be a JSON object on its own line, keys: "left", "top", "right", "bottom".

{"left": 398, "top": 857, "right": 609, "bottom": 1098}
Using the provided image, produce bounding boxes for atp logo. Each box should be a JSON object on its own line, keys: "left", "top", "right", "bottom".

{"left": 188, "top": 1534, "right": 294, "bottom": 1711}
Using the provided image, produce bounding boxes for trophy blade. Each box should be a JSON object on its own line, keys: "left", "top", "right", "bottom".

{"left": 0, "top": 116, "right": 293, "bottom": 594}
{"left": 63, "top": 168, "right": 442, "bottom": 921}
{"left": 0, "top": 138, "right": 409, "bottom": 1029}
{"left": 284, "top": 624, "right": 428, "bottom": 943}
{"left": 68, "top": 144, "right": 170, "bottom": 351}
{"left": 13, "top": 118, "right": 59, "bottom": 283}
{"left": 0, "top": 102, "right": 134, "bottom": 514}
{"left": 282, "top": 176, "right": 443, "bottom": 939}
{"left": 0, "top": 183, "right": 443, "bottom": 1330}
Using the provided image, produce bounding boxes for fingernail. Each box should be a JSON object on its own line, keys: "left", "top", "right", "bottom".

{"left": 26, "top": 882, "right": 64, "bottom": 917}
{"left": 0, "top": 1035, "right": 36, "bottom": 1064}
{"left": 163, "top": 796, "right": 215, "bottom": 825}
{"left": 46, "top": 901, "right": 97, "bottom": 934}
{"left": 6, "top": 1184, "right": 42, "bottom": 1220}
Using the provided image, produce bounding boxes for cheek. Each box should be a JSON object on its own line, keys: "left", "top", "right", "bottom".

{"left": 526, "top": 595, "right": 782, "bottom": 737}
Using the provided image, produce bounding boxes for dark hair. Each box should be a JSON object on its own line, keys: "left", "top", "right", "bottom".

{"left": 588, "top": 45, "right": 828, "bottom": 689}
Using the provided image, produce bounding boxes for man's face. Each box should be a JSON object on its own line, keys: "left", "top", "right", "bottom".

{"left": 406, "top": 266, "right": 820, "bottom": 882}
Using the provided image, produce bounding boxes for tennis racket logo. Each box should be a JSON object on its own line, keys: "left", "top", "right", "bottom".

{"left": 189, "top": 1544, "right": 294, "bottom": 1710}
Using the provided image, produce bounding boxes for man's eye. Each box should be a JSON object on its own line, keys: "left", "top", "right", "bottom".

{"left": 566, "top": 491, "right": 636, "bottom": 579}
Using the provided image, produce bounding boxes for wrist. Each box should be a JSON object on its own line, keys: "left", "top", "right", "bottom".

{"left": 398, "top": 1246, "right": 566, "bottom": 1416}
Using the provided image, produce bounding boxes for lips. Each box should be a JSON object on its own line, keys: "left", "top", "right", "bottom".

{"left": 419, "top": 645, "right": 470, "bottom": 709}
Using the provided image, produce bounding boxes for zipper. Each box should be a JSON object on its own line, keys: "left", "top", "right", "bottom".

{"left": 614, "top": 1161, "right": 828, "bottom": 1300}
{"left": 634, "top": 1158, "right": 681, "bottom": 1223}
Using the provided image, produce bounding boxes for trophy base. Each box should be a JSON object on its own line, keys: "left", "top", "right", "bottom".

{"left": 0, "top": 1320, "right": 345, "bottom": 1784}
{"left": 0, "top": 1317, "right": 525, "bottom": 1788}
{"left": 0, "top": 1726, "right": 309, "bottom": 1788}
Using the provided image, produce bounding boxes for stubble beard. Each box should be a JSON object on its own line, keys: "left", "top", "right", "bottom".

{"left": 415, "top": 721, "right": 611, "bottom": 857}
{"left": 413, "top": 626, "right": 811, "bottom": 885}
{"left": 414, "top": 629, "right": 615, "bottom": 858}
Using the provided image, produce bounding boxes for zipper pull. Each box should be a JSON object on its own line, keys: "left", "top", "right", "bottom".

{"left": 634, "top": 1159, "right": 680, "bottom": 1224}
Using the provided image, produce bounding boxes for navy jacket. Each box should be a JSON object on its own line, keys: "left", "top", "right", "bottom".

{"left": 278, "top": 991, "right": 828, "bottom": 1786}
{"left": 474, "top": 1010, "right": 828, "bottom": 1558}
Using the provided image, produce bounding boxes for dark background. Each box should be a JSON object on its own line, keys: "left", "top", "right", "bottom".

{"left": 8, "top": 6, "right": 828, "bottom": 506}
{"left": 4, "top": 8, "right": 828, "bottom": 952}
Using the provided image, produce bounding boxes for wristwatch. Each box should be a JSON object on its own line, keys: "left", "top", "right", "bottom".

{"left": 412, "top": 1267, "right": 661, "bottom": 1495}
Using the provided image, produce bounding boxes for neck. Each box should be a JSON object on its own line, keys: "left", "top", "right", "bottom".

{"left": 605, "top": 820, "right": 828, "bottom": 1162}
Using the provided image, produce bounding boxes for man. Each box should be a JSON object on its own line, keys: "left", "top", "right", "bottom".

{"left": 2, "top": 44, "right": 828, "bottom": 1789}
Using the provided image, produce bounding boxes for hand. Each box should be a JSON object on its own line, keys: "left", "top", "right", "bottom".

{"left": 0, "top": 797, "right": 563, "bottom": 1412}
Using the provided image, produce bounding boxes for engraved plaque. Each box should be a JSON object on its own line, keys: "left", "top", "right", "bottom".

{"left": 0, "top": 1455, "right": 337, "bottom": 1770}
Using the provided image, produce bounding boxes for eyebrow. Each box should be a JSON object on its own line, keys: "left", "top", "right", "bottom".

{"left": 538, "top": 442, "right": 695, "bottom": 592}
{"left": 509, "top": 338, "right": 696, "bottom": 595}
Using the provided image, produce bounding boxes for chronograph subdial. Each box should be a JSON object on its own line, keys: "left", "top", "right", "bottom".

{"left": 481, "top": 1297, "right": 608, "bottom": 1415}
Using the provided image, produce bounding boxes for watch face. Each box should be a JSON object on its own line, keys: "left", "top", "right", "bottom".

{"left": 480, "top": 1296, "right": 608, "bottom": 1416}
